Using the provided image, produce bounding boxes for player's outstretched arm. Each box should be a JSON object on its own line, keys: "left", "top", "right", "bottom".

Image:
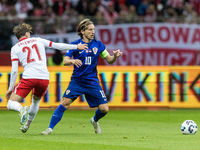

{"left": 51, "top": 42, "right": 88, "bottom": 51}
{"left": 40, "top": 38, "right": 88, "bottom": 51}
{"left": 104, "top": 49, "right": 122, "bottom": 64}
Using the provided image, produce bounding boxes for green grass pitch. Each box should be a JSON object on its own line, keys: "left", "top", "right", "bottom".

{"left": 0, "top": 108, "right": 200, "bottom": 150}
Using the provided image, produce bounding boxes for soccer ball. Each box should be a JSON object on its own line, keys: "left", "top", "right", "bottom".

{"left": 181, "top": 120, "right": 197, "bottom": 135}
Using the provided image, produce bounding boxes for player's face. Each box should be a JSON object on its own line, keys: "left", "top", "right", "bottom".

{"left": 82, "top": 24, "right": 95, "bottom": 42}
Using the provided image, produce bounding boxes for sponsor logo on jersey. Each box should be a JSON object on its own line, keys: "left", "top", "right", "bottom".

{"left": 92, "top": 47, "right": 98, "bottom": 55}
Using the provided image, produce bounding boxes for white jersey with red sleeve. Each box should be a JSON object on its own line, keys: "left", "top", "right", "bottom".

{"left": 11, "top": 37, "right": 78, "bottom": 79}
{"left": 11, "top": 37, "right": 51, "bottom": 80}
{"left": 9, "top": 37, "right": 78, "bottom": 91}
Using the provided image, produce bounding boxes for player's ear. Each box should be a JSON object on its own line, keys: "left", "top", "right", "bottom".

{"left": 81, "top": 30, "right": 85, "bottom": 35}
{"left": 25, "top": 32, "right": 30, "bottom": 38}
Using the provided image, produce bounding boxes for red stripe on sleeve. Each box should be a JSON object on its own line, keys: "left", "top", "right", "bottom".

{"left": 49, "top": 41, "right": 52, "bottom": 47}
{"left": 11, "top": 59, "right": 19, "bottom": 61}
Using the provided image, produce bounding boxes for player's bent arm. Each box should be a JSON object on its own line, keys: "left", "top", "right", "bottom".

{"left": 100, "top": 49, "right": 116, "bottom": 64}
{"left": 8, "top": 61, "right": 18, "bottom": 91}
{"left": 104, "top": 55, "right": 117, "bottom": 64}
{"left": 103, "top": 49, "right": 122, "bottom": 64}
{"left": 63, "top": 56, "right": 82, "bottom": 67}
{"left": 63, "top": 56, "right": 74, "bottom": 66}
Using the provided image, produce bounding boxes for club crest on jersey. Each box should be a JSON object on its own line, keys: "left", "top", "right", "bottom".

{"left": 66, "top": 90, "right": 70, "bottom": 95}
{"left": 92, "top": 47, "right": 98, "bottom": 55}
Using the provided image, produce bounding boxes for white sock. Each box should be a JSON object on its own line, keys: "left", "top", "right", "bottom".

{"left": 27, "top": 97, "right": 41, "bottom": 122}
{"left": 7, "top": 100, "right": 22, "bottom": 112}
{"left": 25, "top": 120, "right": 32, "bottom": 127}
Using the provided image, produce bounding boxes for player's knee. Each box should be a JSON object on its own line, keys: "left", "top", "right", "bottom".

{"left": 33, "top": 95, "right": 42, "bottom": 101}
{"left": 100, "top": 107, "right": 109, "bottom": 113}
{"left": 99, "top": 103, "right": 109, "bottom": 113}
{"left": 61, "top": 97, "right": 72, "bottom": 107}
{"left": 29, "top": 111, "right": 35, "bottom": 116}
{"left": 7, "top": 100, "right": 11, "bottom": 110}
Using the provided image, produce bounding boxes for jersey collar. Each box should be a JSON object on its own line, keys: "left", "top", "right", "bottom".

{"left": 19, "top": 37, "right": 28, "bottom": 42}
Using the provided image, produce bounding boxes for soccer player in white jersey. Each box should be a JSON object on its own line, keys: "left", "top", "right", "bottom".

{"left": 5, "top": 23, "right": 88, "bottom": 133}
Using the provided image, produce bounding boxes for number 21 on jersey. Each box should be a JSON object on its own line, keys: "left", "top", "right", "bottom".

{"left": 22, "top": 44, "right": 42, "bottom": 63}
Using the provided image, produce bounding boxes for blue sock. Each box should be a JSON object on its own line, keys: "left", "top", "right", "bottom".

{"left": 93, "top": 109, "right": 107, "bottom": 122}
{"left": 49, "top": 104, "right": 66, "bottom": 129}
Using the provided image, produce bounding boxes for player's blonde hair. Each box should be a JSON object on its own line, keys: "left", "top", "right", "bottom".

{"left": 77, "top": 18, "right": 93, "bottom": 38}
{"left": 13, "top": 23, "right": 33, "bottom": 39}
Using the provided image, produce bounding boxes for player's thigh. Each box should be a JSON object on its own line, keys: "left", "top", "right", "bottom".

{"left": 33, "top": 79, "right": 49, "bottom": 97}
{"left": 13, "top": 78, "right": 35, "bottom": 98}
{"left": 85, "top": 86, "right": 108, "bottom": 107}
{"left": 63, "top": 80, "right": 85, "bottom": 100}
{"left": 10, "top": 92, "right": 24, "bottom": 102}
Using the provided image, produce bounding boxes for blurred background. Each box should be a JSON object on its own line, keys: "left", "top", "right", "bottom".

{"left": 0, "top": 0, "right": 199, "bottom": 50}
{"left": 1, "top": 0, "right": 200, "bottom": 66}
{"left": 1, "top": 0, "right": 200, "bottom": 65}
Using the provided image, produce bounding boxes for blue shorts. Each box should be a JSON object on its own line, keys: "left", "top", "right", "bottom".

{"left": 63, "top": 79, "right": 108, "bottom": 107}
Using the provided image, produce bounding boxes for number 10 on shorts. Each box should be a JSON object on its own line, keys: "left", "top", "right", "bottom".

{"left": 100, "top": 90, "right": 106, "bottom": 98}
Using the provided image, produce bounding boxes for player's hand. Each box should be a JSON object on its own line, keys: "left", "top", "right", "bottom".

{"left": 6, "top": 90, "right": 12, "bottom": 100}
{"left": 113, "top": 49, "right": 122, "bottom": 58}
{"left": 71, "top": 59, "right": 82, "bottom": 68}
{"left": 77, "top": 43, "right": 88, "bottom": 50}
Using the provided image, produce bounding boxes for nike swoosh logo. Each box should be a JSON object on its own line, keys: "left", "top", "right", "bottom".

{"left": 79, "top": 51, "right": 84, "bottom": 54}
{"left": 52, "top": 114, "right": 58, "bottom": 117}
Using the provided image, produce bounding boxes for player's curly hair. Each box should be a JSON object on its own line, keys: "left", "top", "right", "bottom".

{"left": 13, "top": 23, "right": 33, "bottom": 39}
{"left": 77, "top": 18, "right": 93, "bottom": 38}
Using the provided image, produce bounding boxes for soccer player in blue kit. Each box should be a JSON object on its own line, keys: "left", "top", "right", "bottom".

{"left": 41, "top": 18, "right": 122, "bottom": 135}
